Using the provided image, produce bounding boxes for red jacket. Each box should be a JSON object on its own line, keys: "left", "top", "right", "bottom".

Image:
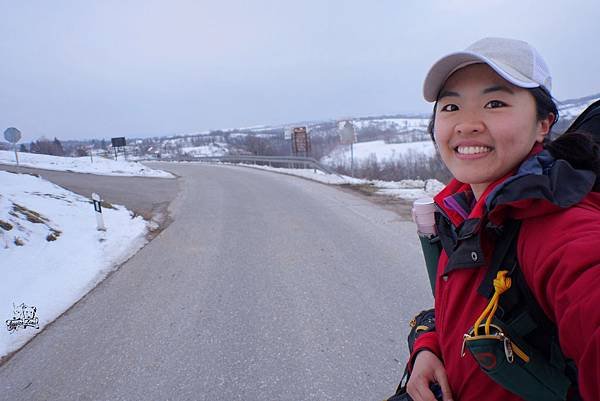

{"left": 412, "top": 146, "right": 600, "bottom": 401}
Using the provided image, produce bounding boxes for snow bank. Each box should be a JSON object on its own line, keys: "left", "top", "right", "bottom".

{"left": 0, "top": 171, "right": 148, "bottom": 358}
{"left": 0, "top": 150, "right": 174, "bottom": 178}
{"left": 214, "top": 162, "right": 445, "bottom": 200}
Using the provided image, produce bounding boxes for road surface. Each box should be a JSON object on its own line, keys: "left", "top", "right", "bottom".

{"left": 0, "top": 163, "right": 433, "bottom": 401}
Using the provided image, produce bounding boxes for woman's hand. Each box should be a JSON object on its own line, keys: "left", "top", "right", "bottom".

{"left": 406, "top": 350, "right": 453, "bottom": 401}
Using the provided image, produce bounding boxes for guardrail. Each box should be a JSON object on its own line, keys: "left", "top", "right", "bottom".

{"left": 191, "top": 155, "right": 339, "bottom": 175}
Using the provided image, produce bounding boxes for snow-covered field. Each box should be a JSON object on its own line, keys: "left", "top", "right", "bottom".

{"left": 181, "top": 143, "right": 229, "bottom": 157}
{"left": 0, "top": 150, "right": 174, "bottom": 178}
{"left": 0, "top": 170, "right": 150, "bottom": 359}
{"left": 351, "top": 117, "right": 429, "bottom": 130}
{"left": 322, "top": 140, "right": 436, "bottom": 167}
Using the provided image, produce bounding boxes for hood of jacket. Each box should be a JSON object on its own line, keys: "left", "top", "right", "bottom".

{"left": 433, "top": 143, "right": 598, "bottom": 274}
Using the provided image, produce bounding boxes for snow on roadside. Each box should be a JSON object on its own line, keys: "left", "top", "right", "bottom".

{"left": 207, "top": 162, "right": 444, "bottom": 200}
{"left": 0, "top": 170, "right": 148, "bottom": 359}
{"left": 0, "top": 150, "right": 174, "bottom": 178}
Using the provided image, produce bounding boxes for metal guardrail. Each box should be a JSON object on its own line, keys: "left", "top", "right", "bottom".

{"left": 191, "top": 155, "right": 338, "bottom": 175}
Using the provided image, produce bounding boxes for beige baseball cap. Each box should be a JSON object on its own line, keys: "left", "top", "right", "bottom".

{"left": 423, "top": 37, "right": 552, "bottom": 102}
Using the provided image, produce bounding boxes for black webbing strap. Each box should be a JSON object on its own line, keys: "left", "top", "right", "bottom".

{"left": 475, "top": 219, "right": 582, "bottom": 401}
{"left": 477, "top": 219, "right": 522, "bottom": 298}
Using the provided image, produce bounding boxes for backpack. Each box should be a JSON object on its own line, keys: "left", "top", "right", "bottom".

{"left": 386, "top": 98, "right": 600, "bottom": 401}
{"left": 567, "top": 99, "right": 600, "bottom": 137}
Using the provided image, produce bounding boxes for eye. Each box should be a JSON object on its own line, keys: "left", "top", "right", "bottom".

{"left": 485, "top": 100, "right": 507, "bottom": 109}
{"left": 440, "top": 104, "right": 458, "bottom": 112}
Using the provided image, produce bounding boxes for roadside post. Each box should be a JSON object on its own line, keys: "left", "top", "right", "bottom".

{"left": 338, "top": 121, "right": 357, "bottom": 178}
{"left": 284, "top": 128, "right": 292, "bottom": 168}
{"left": 3, "top": 127, "right": 22, "bottom": 167}
{"left": 92, "top": 193, "right": 106, "bottom": 231}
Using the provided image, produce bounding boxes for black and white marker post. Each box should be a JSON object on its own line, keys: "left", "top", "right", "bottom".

{"left": 92, "top": 193, "right": 106, "bottom": 231}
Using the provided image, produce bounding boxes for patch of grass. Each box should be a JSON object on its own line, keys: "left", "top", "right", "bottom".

{"left": 46, "top": 229, "right": 62, "bottom": 242}
{"left": 0, "top": 220, "right": 13, "bottom": 231}
{"left": 342, "top": 183, "right": 379, "bottom": 196}
{"left": 12, "top": 203, "right": 49, "bottom": 224}
{"left": 31, "top": 192, "right": 70, "bottom": 202}
{"left": 87, "top": 200, "right": 115, "bottom": 210}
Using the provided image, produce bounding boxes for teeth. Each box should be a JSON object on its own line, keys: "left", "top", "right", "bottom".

{"left": 456, "top": 146, "right": 492, "bottom": 155}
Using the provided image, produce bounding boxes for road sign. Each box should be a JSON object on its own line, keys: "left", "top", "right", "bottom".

{"left": 4, "top": 127, "right": 22, "bottom": 144}
{"left": 292, "top": 127, "right": 311, "bottom": 154}
{"left": 111, "top": 137, "right": 126, "bottom": 160}
{"left": 111, "top": 137, "right": 126, "bottom": 147}
{"left": 338, "top": 121, "right": 356, "bottom": 145}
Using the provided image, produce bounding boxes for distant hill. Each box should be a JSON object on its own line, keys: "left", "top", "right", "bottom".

{"left": 44, "top": 93, "right": 600, "bottom": 161}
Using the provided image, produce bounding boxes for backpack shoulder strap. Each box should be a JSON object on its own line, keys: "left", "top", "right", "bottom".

{"left": 478, "top": 219, "right": 582, "bottom": 400}
{"left": 477, "top": 219, "right": 521, "bottom": 298}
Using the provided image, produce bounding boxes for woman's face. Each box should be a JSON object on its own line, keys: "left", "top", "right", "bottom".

{"left": 433, "top": 63, "right": 553, "bottom": 199}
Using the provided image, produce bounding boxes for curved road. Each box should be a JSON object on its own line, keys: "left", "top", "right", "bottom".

{"left": 0, "top": 163, "right": 433, "bottom": 401}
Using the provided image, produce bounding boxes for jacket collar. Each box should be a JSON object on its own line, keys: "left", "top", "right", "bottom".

{"left": 433, "top": 143, "right": 597, "bottom": 274}
{"left": 434, "top": 143, "right": 596, "bottom": 227}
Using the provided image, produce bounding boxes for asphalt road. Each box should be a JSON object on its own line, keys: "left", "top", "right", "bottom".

{"left": 0, "top": 163, "right": 433, "bottom": 401}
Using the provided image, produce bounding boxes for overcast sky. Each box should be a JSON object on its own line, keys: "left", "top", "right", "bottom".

{"left": 1, "top": 0, "right": 599, "bottom": 141}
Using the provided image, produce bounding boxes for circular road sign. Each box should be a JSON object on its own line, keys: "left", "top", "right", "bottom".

{"left": 4, "top": 127, "right": 22, "bottom": 144}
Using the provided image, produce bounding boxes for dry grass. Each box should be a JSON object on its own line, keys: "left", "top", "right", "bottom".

{"left": 342, "top": 183, "right": 379, "bottom": 196}
{"left": 0, "top": 220, "right": 13, "bottom": 231}
{"left": 87, "top": 200, "right": 115, "bottom": 210}
{"left": 12, "top": 203, "right": 49, "bottom": 224}
{"left": 46, "top": 229, "right": 62, "bottom": 242}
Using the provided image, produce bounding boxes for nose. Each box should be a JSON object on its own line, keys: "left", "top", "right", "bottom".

{"left": 455, "top": 120, "right": 485, "bottom": 135}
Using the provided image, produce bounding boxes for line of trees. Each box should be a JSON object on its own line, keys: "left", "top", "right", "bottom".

{"left": 28, "top": 137, "right": 65, "bottom": 156}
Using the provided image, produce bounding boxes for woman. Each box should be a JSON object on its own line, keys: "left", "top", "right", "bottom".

{"left": 406, "top": 37, "right": 600, "bottom": 401}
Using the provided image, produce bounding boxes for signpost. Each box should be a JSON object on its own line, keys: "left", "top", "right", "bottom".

{"left": 292, "top": 126, "right": 310, "bottom": 156}
{"left": 338, "top": 121, "right": 357, "bottom": 177}
{"left": 3, "top": 127, "right": 22, "bottom": 166}
{"left": 111, "top": 137, "right": 126, "bottom": 160}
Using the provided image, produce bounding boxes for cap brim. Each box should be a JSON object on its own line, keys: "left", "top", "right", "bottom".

{"left": 423, "top": 51, "right": 540, "bottom": 102}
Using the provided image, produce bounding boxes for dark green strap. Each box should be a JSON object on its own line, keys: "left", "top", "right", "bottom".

{"left": 477, "top": 220, "right": 521, "bottom": 298}
{"left": 419, "top": 234, "right": 441, "bottom": 295}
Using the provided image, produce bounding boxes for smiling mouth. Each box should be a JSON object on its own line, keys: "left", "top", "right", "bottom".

{"left": 455, "top": 146, "right": 493, "bottom": 155}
